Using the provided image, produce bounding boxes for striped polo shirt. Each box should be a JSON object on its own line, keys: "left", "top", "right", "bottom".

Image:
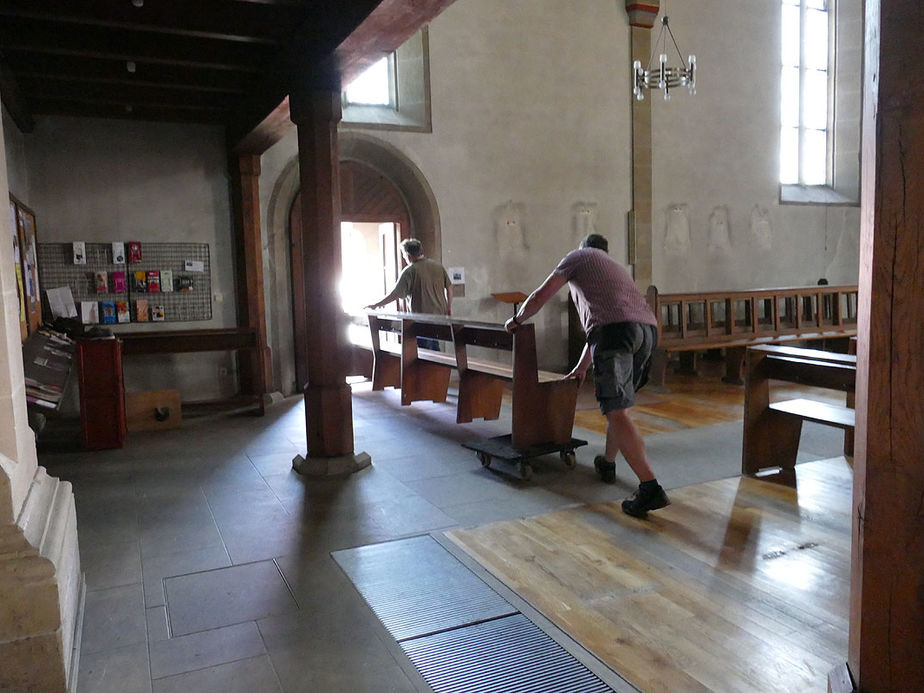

{"left": 552, "top": 247, "right": 656, "bottom": 334}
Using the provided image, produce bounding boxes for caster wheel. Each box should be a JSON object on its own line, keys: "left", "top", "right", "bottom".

{"left": 518, "top": 462, "right": 533, "bottom": 480}
{"left": 561, "top": 450, "right": 577, "bottom": 469}
{"left": 477, "top": 451, "right": 492, "bottom": 468}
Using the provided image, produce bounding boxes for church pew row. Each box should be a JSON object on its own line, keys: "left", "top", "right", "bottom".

{"left": 646, "top": 284, "right": 859, "bottom": 385}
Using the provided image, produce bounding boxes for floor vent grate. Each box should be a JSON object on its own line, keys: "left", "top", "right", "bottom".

{"left": 401, "top": 613, "right": 612, "bottom": 693}
{"left": 334, "top": 536, "right": 615, "bottom": 692}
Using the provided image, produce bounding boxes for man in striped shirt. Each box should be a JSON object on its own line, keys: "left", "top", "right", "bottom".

{"left": 504, "top": 233, "right": 670, "bottom": 518}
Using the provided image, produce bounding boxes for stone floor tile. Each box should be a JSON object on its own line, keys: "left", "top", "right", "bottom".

{"left": 164, "top": 560, "right": 297, "bottom": 636}
{"left": 149, "top": 622, "right": 265, "bottom": 679}
{"left": 76, "top": 643, "right": 151, "bottom": 693}
{"left": 151, "top": 655, "right": 281, "bottom": 693}
{"left": 81, "top": 584, "right": 147, "bottom": 655}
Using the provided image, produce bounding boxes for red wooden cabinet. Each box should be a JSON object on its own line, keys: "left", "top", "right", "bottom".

{"left": 77, "top": 338, "right": 126, "bottom": 450}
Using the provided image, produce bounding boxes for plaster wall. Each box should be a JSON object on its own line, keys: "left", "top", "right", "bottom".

{"left": 2, "top": 107, "right": 28, "bottom": 202}
{"left": 650, "top": 0, "right": 862, "bottom": 292}
{"left": 262, "top": 0, "right": 633, "bottom": 372}
{"left": 22, "top": 117, "right": 238, "bottom": 400}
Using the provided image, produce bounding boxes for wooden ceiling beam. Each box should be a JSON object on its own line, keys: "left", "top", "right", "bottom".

{"left": 231, "top": 0, "right": 459, "bottom": 154}
{"left": 7, "top": 55, "right": 249, "bottom": 93}
{"left": 28, "top": 98, "right": 227, "bottom": 123}
{"left": 0, "top": 19, "right": 272, "bottom": 70}
{"left": 329, "top": 0, "right": 458, "bottom": 87}
{"left": 0, "top": 0, "right": 299, "bottom": 44}
{"left": 24, "top": 79, "right": 241, "bottom": 110}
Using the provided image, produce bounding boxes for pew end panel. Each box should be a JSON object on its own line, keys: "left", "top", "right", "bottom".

{"left": 399, "top": 318, "right": 453, "bottom": 405}
{"left": 510, "top": 326, "right": 580, "bottom": 449}
{"left": 367, "top": 315, "right": 402, "bottom": 391}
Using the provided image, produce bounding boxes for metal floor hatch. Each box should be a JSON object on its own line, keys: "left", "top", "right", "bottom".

{"left": 333, "top": 535, "right": 617, "bottom": 693}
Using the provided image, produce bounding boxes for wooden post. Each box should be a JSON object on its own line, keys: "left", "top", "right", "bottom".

{"left": 834, "top": 1, "right": 924, "bottom": 690}
{"left": 626, "top": 1, "right": 659, "bottom": 288}
{"left": 229, "top": 154, "right": 271, "bottom": 411}
{"left": 289, "top": 88, "right": 365, "bottom": 469}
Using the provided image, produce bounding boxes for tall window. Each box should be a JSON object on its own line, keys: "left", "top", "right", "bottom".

{"left": 343, "top": 56, "right": 395, "bottom": 108}
{"left": 780, "top": 0, "right": 830, "bottom": 186}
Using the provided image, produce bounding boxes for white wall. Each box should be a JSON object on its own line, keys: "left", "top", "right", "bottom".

{"left": 262, "top": 0, "right": 634, "bottom": 371}
{"left": 23, "top": 117, "right": 238, "bottom": 400}
{"left": 650, "top": 0, "right": 862, "bottom": 292}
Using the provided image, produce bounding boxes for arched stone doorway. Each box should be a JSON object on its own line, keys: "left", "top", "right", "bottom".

{"left": 265, "top": 132, "right": 441, "bottom": 395}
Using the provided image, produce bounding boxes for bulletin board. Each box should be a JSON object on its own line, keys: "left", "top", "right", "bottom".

{"left": 8, "top": 198, "right": 28, "bottom": 341}
{"left": 9, "top": 196, "right": 42, "bottom": 338}
{"left": 37, "top": 242, "right": 212, "bottom": 324}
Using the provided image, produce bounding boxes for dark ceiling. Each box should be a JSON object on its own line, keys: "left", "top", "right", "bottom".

{"left": 0, "top": 0, "right": 455, "bottom": 152}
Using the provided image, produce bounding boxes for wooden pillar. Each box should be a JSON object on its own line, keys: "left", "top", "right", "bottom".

{"left": 626, "top": 2, "right": 658, "bottom": 289}
{"left": 288, "top": 88, "right": 369, "bottom": 473}
{"left": 832, "top": 1, "right": 924, "bottom": 690}
{"left": 229, "top": 154, "right": 272, "bottom": 410}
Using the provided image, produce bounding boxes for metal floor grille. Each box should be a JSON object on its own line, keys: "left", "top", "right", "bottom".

{"left": 333, "top": 536, "right": 615, "bottom": 692}
{"left": 402, "top": 614, "right": 611, "bottom": 693}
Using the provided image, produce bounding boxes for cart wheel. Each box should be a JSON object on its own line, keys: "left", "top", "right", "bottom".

{"left": 561, "top": 450, "right": 577, "bottom": 469}
{"left": 477, "top": 451, "right": 492, "bottom": 468}
{"left": 518, "top": 462, "right": 533, "bottom": 480}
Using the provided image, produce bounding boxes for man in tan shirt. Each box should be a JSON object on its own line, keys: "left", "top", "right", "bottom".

{"left": 366, "top": 238, "right": 452, "bottom": 348}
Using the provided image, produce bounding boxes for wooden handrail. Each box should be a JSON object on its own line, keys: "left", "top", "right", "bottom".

{"left": 647, "top": 284, "right": 859, "bottom": 349}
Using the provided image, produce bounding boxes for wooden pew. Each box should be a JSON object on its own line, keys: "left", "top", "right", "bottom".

{"left": 646, "top": 284, "right": 859, "bottom": 385}
{"left": 366, "top": 311, "right": 580, "bottom": 449}
{"left": 742, "top": 344, "right": 856, "bottom": 483}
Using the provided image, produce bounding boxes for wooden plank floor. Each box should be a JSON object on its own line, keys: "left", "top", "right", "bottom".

{"left": 572, "top": 358, "right": 850, "bottom": 436}
{"left": 445, "top": 457, "right": 852, "bottom": 693}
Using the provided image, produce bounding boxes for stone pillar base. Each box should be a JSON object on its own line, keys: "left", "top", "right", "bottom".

{"left": 1, "top": 466, "right": 82, "bottom": 692}
{"left": 292, "top": 451, "right": 372, "bottom": 477}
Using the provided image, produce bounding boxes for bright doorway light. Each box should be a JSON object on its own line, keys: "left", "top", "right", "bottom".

{"left": 344, "top": 57, "right": 393, "bottom": 106}
{"left": 340, "top": 221, "right": 399, "bottom": 313}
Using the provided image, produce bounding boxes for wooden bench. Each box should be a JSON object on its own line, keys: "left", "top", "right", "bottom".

{"left": 742, "top": 344, "right": 856, "bottom": 483}
{"left": 120, "top": 328, "right": 264, "bottom": 415}
{"left": 646, "top": 284, "right": 859, "bottom": 386}
{"left": 366, "top": 311, "right": 580, "bottom": 450}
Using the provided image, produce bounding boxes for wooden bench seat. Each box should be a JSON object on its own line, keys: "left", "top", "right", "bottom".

{"left": 367, "top": 311, "right": 579, "bottom": 450}
{"left": 742, "top": 344, "right": 856, "bottom": 483}
{"left": 769, "top": 398, "right": 856, "bottom": 429}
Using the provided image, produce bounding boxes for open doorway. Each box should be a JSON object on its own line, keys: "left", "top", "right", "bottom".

{"left": 340, "top": 220, "right": 403, "bottom": 347}
{"left": 288, "top": 160, "right": 414, "bottom": 389}
{"left": 339, "top": 220, "right": 401, "bottom": 313}
{"left": 272, "top": 136, "right": 440, "bottom": 395}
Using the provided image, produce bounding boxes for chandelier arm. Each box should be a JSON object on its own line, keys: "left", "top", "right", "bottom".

{"left": 664, "top": 21, "right": 689, "bottom": 70}
{"left": 645, "top": 22, "right": 669, "bottom": 72}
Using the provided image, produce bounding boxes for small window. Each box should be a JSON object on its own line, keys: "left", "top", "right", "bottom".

{"left": 780, "top": 0, "right": 830, "bottom": 187}
{"left": 344, "top": 56, "right": 395, "bottom": 108}
{"left": 341, "top": 28, "right": 431, "bottom": 133}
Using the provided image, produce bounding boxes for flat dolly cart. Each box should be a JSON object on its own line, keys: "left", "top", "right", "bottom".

{"left": 462, "top": 435, "right": 588, "bottom": 480}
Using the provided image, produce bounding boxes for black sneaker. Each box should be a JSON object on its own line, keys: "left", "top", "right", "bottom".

{"left": 594, "top": 455, "right": 616, "bottom": 483}
{"left": 621, "top": 484, "right": 670, "bottom": 517}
